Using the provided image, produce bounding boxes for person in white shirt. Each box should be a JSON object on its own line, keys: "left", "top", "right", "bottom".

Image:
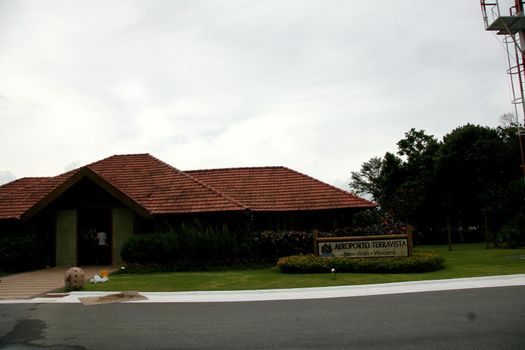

{"left": 96, "top": 231, "right": 108, "bottom": 264}
{"left": 96, "top": 231, "right": 107, "bottom": 246}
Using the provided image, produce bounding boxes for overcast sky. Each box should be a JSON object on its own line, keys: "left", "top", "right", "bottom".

{"left": 0, "top": 0, "right": 513, "bottom": 189}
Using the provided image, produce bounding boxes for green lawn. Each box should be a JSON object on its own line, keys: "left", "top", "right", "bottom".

{"left": 81, "top": 243, "right": 525, "bottom": 292}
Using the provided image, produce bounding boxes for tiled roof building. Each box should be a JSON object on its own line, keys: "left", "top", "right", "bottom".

{"left": 0, "top": 154, "right": 374, "bottom": 266}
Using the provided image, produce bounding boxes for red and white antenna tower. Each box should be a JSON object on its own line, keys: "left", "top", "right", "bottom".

{"left": 481, "top": 0, "right": 525, "bottom": 177}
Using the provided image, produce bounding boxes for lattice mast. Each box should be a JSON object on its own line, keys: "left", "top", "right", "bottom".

{"left": 481, "top": 0, "right": 525, "bottom": 177}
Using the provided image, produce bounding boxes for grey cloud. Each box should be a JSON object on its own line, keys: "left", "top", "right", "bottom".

{"left": 0, "top": 171, "right": 16, "bottom": 186}
{"left": 0, "top": 1, "right": 510, "bottom": 187}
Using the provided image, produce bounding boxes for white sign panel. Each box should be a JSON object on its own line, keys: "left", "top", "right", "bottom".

{"left": 318, "top": 238, "right": 408, "bottom": 258}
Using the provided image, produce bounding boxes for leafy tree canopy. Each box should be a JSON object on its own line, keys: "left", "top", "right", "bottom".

{"left": 349, "top": 122, "right": 525, "bottom": 245}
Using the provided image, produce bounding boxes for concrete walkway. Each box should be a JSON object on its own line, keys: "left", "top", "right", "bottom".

{"left": 0, "top": 266, "right": 115, "bottom": 300}
{"left": 1, "top": 274, "right": 524, "bottom": 304}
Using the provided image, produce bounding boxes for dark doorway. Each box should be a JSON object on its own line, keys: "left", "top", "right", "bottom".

{"left": 77, "top": 209, "right": 112, "bottom": 265}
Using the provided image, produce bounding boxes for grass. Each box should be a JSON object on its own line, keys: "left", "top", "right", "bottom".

{"left": 81, "top": 243, "right": 525, "bottom": 292}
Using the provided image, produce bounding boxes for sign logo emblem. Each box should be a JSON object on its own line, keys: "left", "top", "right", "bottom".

{"left": 320, "top": 243, "right": 333, "bottom": 257}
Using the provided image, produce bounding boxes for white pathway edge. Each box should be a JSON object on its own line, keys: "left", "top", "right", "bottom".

{"left": 1, "top": 274, "right": 524, "bottom": 304}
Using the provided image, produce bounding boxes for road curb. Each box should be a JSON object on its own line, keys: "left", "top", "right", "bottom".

{"left": 1, "top": 274, "right": 524, "bottom": 304}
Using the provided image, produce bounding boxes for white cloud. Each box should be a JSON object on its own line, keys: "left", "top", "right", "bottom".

{"left": 0, "top": 171, "right": 16, "bottom": 186}
{"left": 0, "top": 0, "right": 512, "bottom": 188}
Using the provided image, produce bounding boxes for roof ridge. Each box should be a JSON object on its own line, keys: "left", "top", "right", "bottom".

{"left": 145, "top": 154, "right": 249, "bottom": 211}
{"left": 0, "top": 176, "right": 48, "bottom": 189}
{"left": 15, "top": 176, "right": 49, "bottom": 180}
{"left": 85, "top": 154, "right": 141, "bottom": 192}
{"left": 186, "top": 166, "right": 285, "bottom": 172}
{"left": 85, "top": 153, "right": 157, "bottom": 198}
{"left": 84, "top": 153, "right": 150, "bottom": 167}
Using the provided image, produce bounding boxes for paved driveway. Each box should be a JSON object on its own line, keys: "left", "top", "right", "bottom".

{"left": 1, "top": 286, "right": 524, "bottom": 349}
{"left": 0, "top": 266, "right": 115, "bottom": 299}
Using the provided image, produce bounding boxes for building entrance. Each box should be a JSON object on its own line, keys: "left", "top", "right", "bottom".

{"left": 77, "top": 209, "right": 112, "bottom": 265}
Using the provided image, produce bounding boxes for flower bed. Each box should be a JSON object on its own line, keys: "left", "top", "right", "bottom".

{"left": 276, "top": 252, "right": 444, "bottom": 274}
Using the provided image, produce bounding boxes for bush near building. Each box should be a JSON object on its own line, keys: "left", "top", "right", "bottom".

{"left": 0, "top": 232, "right": 47, "bottom": 272}
{"left": 120, "top": 227, "right": 315, "bottom": 270}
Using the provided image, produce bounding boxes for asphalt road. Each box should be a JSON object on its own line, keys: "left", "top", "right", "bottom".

{"left": 0, "top": 286, "right": 524, "bottom": 350}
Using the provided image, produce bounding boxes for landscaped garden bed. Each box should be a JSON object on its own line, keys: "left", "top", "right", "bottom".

{"left": 79, "top": 243, "right": 525, "bottom": 292}
{"left": 276, "top": 252, "right": 444, "bottom": 274}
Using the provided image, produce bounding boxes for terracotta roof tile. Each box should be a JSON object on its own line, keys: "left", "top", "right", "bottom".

{"left": 0, "top": 172, "right": 77, "bottom": 219}
{"left": 186, "top": 167, "right": 375, "bottom": 211}
{"left": 86, "top": 154, "right": 245, "bottom": 214}
{"left": 0, "top": 154, "right": 374, "bottom": 220}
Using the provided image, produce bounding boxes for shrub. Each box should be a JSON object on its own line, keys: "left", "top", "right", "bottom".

{"left": 276, "top": 252, "right": 445, "bottom": 274}
{"left": 176, "top": 221, "right": 239, "bottom": 263}
{"left": 121, "top": 226, "right": 317, "bottom": 270}
{"left": 497, "top": 215, "right": 525, "bottom": 248}
{"left": 0, "top": 233, "right": 47, "bottom": 272}
{"left": 121, "top": 221, "right": 248, "bottom": 267}
{"left": 251, "top": 230, "right": 313, "bottom": 260}
{"left": 121, "top": 232, "right": 179, "bottom": 265}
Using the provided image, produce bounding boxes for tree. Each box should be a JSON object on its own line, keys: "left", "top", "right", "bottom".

{"left": 434, "top": 124, "right": 511, "bottom": 241}
{"left": 394, "top": 129, "right": 440, "bottom": 228}
{"left": 349, "top": 157, "right": 383, "bottom": 200}
{"left": 498, "top": 112, "right": 520, "bottom": 128}
{"left": 397, "top": 128, "right": 440, "bottom": 167}
{"left": 350, "top": 129, "right": 441, "bottom": 238}
{"left": 349, "top": 123, "right": 525, "bottom": 244}
{"left": 496, "top": 117, "right": 525, "bottom": 246}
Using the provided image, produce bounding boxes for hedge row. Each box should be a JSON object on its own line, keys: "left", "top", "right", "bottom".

{"left": 276, "top": 252, "right": 445, "bottom": 274}
{"left": 120, "top": 228, "right": 314, "bottom": 268}
{"left": 0, "top": 233, "right": 47, "bottom": 272}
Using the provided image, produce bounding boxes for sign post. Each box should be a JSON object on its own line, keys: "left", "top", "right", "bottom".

{"left": 313, "top": 229, "right": 319, "bottom": 256}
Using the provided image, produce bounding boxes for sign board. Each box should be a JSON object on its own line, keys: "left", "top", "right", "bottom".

{"left": 314, "top": 233, "right": 412, "bottom": 258}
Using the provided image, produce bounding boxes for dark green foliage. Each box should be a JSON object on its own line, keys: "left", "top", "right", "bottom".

{"left": 120, "top": 232, "right": 179, "bottom": 265}
{"left": 435, "top": 126, "right": 508, "bottom": 221}
{"left": 121, "top": 220, "right": 314, "bottom": 270}
{"left": 497, "top": 215, "right": 525, "bottom": 248}
{"left": 333, "top": 209, "right": 406, "bottom": 236}
{"left": 350, "top": 123, "right": 525, "bottom": 245}
{"left": 0, "top": 233, "right": 47, "bottom": 272}
{"left": 276, "top": 252, "right": 445, "bottom": 274}
{"left": 349, "top": 157, "right": 383, "bottom": 199}
{"left": 121, "top": 222, "right": 241, "bottom": 267}
{"left": 174, "top": 221, "right": 239, "bottom": 263}
{"left": 119, "top": 262, "right": 273, "bottom": 274}
{"left": 117, "top": 262, "right": 184, "bottom": 274}
{"left": 251, "top": 230, "right": 313, "bottom": 260}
